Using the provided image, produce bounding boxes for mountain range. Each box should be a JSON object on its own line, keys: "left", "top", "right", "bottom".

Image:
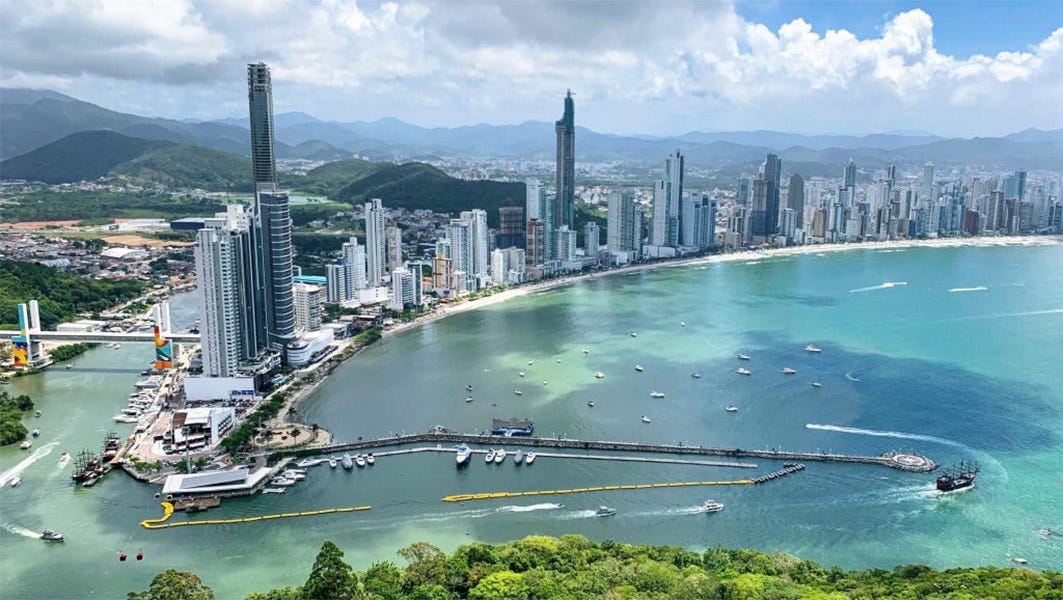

{"left": 1, "top": 87, "right": 1060, "bottom": 170}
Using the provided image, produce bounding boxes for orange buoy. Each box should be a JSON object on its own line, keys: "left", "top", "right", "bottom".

{"left": 119, "top": 553, "right": 127, "bottom": 561}
{"left": 136, "top": 551, "right": 143, "bottom": 561}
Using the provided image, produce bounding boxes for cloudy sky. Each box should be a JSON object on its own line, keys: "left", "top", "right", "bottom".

{"left": 1, "top": 0, "right": 1061, "bottom": 137}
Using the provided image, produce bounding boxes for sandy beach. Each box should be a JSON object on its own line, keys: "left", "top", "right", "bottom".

{"left": 382, "top": 235, "right": 1062, "bottom": 339}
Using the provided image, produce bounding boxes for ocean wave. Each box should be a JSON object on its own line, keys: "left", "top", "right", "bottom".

{"left": 948, "top": 286, "right": 988, "bottom": 293}
{"left": 849, "top": 281, "right": 908, "bottom": 293}
{"left": 875, "top": 249, "right": 906, "bottom": 254}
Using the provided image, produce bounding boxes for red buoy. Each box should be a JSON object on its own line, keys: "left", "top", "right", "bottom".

{"left": 119, "top": 553, "right": 127, "bottom": 561}
{"left": 136, "top": 551, "right": 143, "bottom": 561}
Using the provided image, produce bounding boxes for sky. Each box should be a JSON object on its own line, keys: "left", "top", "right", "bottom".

{"left": 1, "top": 0, "right": 1061, "bottom": 137}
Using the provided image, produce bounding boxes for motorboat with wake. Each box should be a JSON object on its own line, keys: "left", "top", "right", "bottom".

{"left": 634, "top": 364, "right": 644, "bottom": 372}
{"left": 587, "top": 401, "right": 595, "bottom": 407}
{"left": 811, "top": 382, "right": 822, "bottom": 388}
{"left": 514, "top": 389, "right": 523, "bottom": 396}
{"left": 690, "top": 372, "right": 702, "bottom": 379}
{"left": 702, "top": 499, "right": 725, "bottom": 513}
{"left": 594, "top": 372, "right": 605, "bottom": 379}
{"left": 596, "top": 506, "right": 617, "bottom": 517}
{"left": 641, "top": 416, "right": 651, "bottom": 423}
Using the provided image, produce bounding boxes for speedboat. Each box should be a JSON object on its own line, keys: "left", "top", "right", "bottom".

{"left": 634, "top": 364, "right": 644, "bottom": 372}
{"left": 341, "top": 454, "right": 353, "bottom": 471}
{"left": 680, "top": 321, "right": 686, "bottom": 327}
{"left": 518, "top": 371, "right": 526, "bottom": 377}
{"left": 31, "top": 429, "right": 40, "bottom": 437}
{"left": 528, "top": 360, "right": 535, "bottom": 365}
{"left": 19, "top": 440, "right": 32, "bottom": 450}
{"left": 296, "top": 458, "right": 323, "bottom": 468}
{"left": 811, "top": 382, "right": 822, "bottom": 388}
{"left": 702, "top": 499, "right": 725, "bottom": 513}
{"left": 594, "top": 372, "right": 605, "bottom": 379}
{"left": 649, "top": 391, "right": 665, "bottom": 398}
{"left": 466, "top": 396, "right": 474, "bottom": 402}
{"left": 58, "top": 453, "right": 71, "bottom": 467}
{"left": 725, "top": 405, "right": 738, "bottom": 413}
{"left": 630, "top": 332, "right": 638, "bottom": 338}
{"left": 514, "top": 449, "right": 524, "bottom": 465}
{"left": 514, "top": 389, "right": 523, "bottom": 396}
{"left": 805, "top": 344, "right": 822, "bottom": 353}
{"left": 10, "top": 477, "right": 21, "bottom": 487}
{"left": 1012, "top": 558, "right": 1029, "bottom": 565}
{"left": 525, "top": 452, "right": 536, "bottom": 465}
{"left": 556, "top": 358, "right": 562, "bottom": 363}
{"left": 261, "top": 487, "right": 286, "bottom": 494}
{"left": 736, "top": 368, "right": 752, "bottom": 376}
{"left": 270, "top": 477, "right": 297, "bottom": 486}
{"left": 355, "top": 455, "right": 366, "bottom": 468}
{"left": 737, "top": 353, "right": 751, "bottom": 361}
{"left": 40, "top": 529, "right": 64, "bottom": 542}
{"left": 466, "top": 384, "right": 474, "bottom": 391}
{"left": 596, "top": 506, "right": 617, "bottom": 517}
{"left": 542, "top": 380, "right": 548, "bottom": 385}
{"left": 281, "top": 470, "right": 306, "bottom": 480}
{"left": 366, "top": 453, "right": 375, "bottom": 466}
{"left": 484, "top": 449, "right": 496, "bottom": 464}
{"left": 455, "top": 444, "right": 472, "bottom": 467}
{"left": 1038, "top": 528, "right": 1053, "bottom": 537}
{"left": 494, "top": 449, "right": 506, "bottom": 464}
{"left": 690, "top": 372, "right": 702, "bottom": 379}
{"left": 587, "top": 401, "right": 595, "bottom": 407}
{"left": 782, "top": 368, "right": 797, "bottom": 375}
{"left": 641, "top": 416, "right": 651, "bottom": 423}
{"left": 582, "top": 348, "right": 589, "bottom": 354}
{"left": 328, "top": 457, "right": 337, "bottom": 468}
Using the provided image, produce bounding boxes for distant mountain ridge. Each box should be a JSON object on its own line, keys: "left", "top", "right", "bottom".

{"left": 2, "top": 87, "right": 1060, "bottom": 170}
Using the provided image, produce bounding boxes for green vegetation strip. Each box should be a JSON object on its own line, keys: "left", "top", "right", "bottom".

{"left": 0, "top": 260, "right": 146, "bottom": 329}
{"left": 0, "top": 390, "right": 35, "bottom": 446}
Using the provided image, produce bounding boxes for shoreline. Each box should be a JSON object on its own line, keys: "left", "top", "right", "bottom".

{"left": 274, "top": 234, "right": 1060, "bottom": 431}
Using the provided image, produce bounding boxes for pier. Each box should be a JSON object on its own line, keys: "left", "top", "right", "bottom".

{"left": 280, "top": 431, "right": 937, "bottom": 472}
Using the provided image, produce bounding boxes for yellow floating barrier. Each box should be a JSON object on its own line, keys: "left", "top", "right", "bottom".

{"left": 441, "top": 479, "right": 756, "bottom": 502}
{"left": 140, "top": 502, "right": 371, "bottom": 530}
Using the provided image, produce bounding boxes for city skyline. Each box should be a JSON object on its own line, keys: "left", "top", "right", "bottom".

{"left": 1, "top": 1, "right": 1060, "bottom": 137}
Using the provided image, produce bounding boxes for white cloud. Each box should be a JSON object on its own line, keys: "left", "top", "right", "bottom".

{"left": 0, "top": 0, "right": 1060, "bottom": 136}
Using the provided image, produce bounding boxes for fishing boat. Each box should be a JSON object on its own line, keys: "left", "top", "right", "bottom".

{"left": 341, "top": 454, "right": 354, "bottom": 471}
{"left": 634, "top": 364, "right": 644, "bottom": 372}
{"left": 594, "top": 371, "right": 605, "bottom": 379}
{"left": 525, "top": 452, "right": 536, "bottom": 465}
{"left": 736, "top": 368, "right": 752, "bottom": 376}
{"left": 455, "top": 444, "right": 472, "bottom": 467}
{"left": 725, "top": 405, "right": 738, "bottom": 413}
{"left": 782, "top": 368, "right": 797, "bottom": 375}
{"left": 702, "top": 499, "right": 725, "bottom": 513}
{"left": 484, "top": 449, "right": 496, "bottom": 464}
{"left": 641, "top": 416, "right": 651, "bottom": 423}
{"left": 366, "top": 453, "right": 375, "bottom": 466}
{"left": 513, "top": 449, "right": 524, "bottom": 465}
{"left": 494, "top": 449, "right": 507, "bottom": 464}
{"left": 737, "top": 353, "right": 751, "bottom": 361}
{"left": 596, "top": 506, "right": 617, "bottom": 517}
{"left": 805, "top": 344, "right": 822, "bottom": 353}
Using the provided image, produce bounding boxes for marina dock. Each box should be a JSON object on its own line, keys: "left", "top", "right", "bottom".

{"left": 282, "top": 431, "right": 937, "bottom": 472}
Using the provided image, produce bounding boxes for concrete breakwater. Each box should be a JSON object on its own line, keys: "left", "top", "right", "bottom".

{"left": 278, "top": 432, "right": 937, "bottom": 472}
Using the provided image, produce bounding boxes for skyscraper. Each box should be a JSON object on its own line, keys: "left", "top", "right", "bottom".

{"left": 607, "top": 191, "right": 638, "bottom": 255}
{"left": 650, "top": 180, "right": 668, "bottom": 246}
{"left": 247, "top": 63, "right": 277, "bottom": 191}
{"left": 680, "top": 194, "right": 717, "bottom": 249}
{"left": 257, "top": 191, "right": 296, "bottom": 349}
{"left": 665, "top": 150, "right": 684, "bottom": 246}
{"left": 462, "top": 209, "right": 490, "bottom": 289}
{"left": 922, "top": 162, "right": 935, "bottom": 205}
{"left": 555, "top": 90, "right": 575, "bottom": 230}
{"left": 787, "top": 174, "right": 805, "bottom": 229}
{"left": 342, "top": 237, "right": 368, "bottom": 291}
{"left": 386, "top": 226, "right": 403, "bottom": 272}
{"left": 497, "top": 206, "right": 525, "bottom": 248}
{"left": 843, "top": 159, "right": 856, "bottom": 191}
{"left": 364, "top": 199, "right": 386, "bottom": 287}
{"left": 583, "top": 222, "right": 600, "bottom": 254}
{"left": 195, "top": 227, "right": 243, "bottom": 378}
{"left": 764, "top": 153, "right": 781, "bottom": 236}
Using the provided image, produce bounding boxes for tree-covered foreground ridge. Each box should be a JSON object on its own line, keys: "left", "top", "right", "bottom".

{"left": 129, "top": 536, "right": 1061, "bottom": 600}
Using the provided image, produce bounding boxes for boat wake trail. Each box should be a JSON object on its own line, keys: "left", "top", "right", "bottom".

{"left": 559, "top": 510, "right": 600, "bottom": 520}
{"left": 845, "top": 372, "right": 861, "bottom": 382}
{"left": 2, "top": 524, "right": 41, "bottom": 539}
{"left": 497, "top": 503, "right": 564, "bottom": 513}
{"left": 632, "top": 506, "right": 707, "bottom": 518}
{"left": 849, "top": 281, "right": 908, "bottom": 293}
{"left": 0, "top": 441, "right": 59, "bottom": 487}
{"left": 948, "top": 286, "right": 988, "bottom": 293}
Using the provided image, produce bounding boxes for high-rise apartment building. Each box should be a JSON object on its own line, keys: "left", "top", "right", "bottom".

{"left": 921, "top": 162, "right": 935, "bottom": 205}
{"left": 497, "top": 206, "right": 525, "bottom": 249}
{"left": 554, "top": 226, "right": 577, "bottom": 262}
{"left": 607, "top": 191, "right": 641, "bottom": 257}
{"left": 257, "top": 191, "right": 296, "bottom": 350}
{"left": 195, "top": 227, "right": 244, "bottom": 378}
{"left": 843, "top": 159, "right": 857, "bottom": 191}
{"left": 247, "top": 63, "right": 276, "bottom": 191}
{"left": 665, "top": 150, "right": 684, "bottom": 246}
{"left": 651, "top": 179, "right": 668, "bottom": 246}
{"left": 525, "top": 179, "right": 543, "bottom": 221}
{"left": 787, "top": 174, "right": 805, "bottom": 229}
{"left": 386, "top": 226, "right": 403, "bottom": 272}
{"left": 680, "top": 194, "right": 717, "bottom": 249}
{"left": 583, "top": 222, "right": 600, "bottom": 254}
{"left": 763, "top": 153, "right": 782, "bottom": 236}
{"left": 555, "top": 91, "right": 575, "bottom": 230}
{"left": 364, "top": 199, "right": 386, "bottom": 287}
{"left": 293, "top": 283, "right": 323, "bottom": 333}
{"left": 525, "top": 219, "right": 546, "bottom": 267}
{"left": 343, "top": 237, "right": 368, "bottom": 291}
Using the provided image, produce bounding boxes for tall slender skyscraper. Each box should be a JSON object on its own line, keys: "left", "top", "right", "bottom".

{"left": 555, "top": 90, "right": 575, "bottom": 230}
{"left": 364, "top": 199, "right": 386, "bottom": 287}
{"left": 843, "top": 159, "right": 856, "bottom": 191}
{"left": 665, "top": 150, "right": 684, "bottom": 246}
{"left": 787, "top": 174, "right": 805, "bottom": 229}
{"left": 248, "top": 63, "right": 277, "bottom": 192}
{"left": 763, "top": 153, "right": 782, "bottom": 237}
{"left": 195, "top": 227, "right": 243, "bottom": 378}
{"left": 607, "top": 191, "right": 638, "bottom": 254}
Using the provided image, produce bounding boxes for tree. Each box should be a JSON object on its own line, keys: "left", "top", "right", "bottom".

{"left": 397, "top": 542, "right": 446, "bottom": 589}
{"left": 468, "top": 571, "right": 528, "bottom": 600}
{"left": 127, "top": 569, "right": 213, "bottom": 600}
{"left": 362, "top": 561, "right": 404, "bottom": 599}
{"left": 302, "top": 541, "right": 359, "bottom": 600}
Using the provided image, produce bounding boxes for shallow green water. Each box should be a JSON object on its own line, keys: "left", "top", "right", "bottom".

{"left": 2, "top": 243, "right": 1060, "bottom": 598}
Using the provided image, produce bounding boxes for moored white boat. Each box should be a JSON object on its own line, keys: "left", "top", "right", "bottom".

{"left": 494, "top": 449, "right": 506, "bottom": 464}
{"left": 455, "top": 444, "right": 472, "bottom": 467}
{"left": 484, "top": 449, "right": 496, "bottom": 463}
{"left": 328, "top": 457, "right": 337, "bottom": 468}
{"left": 261, "top": 487, "right": 286, "bottom": 494}
{"left": 355, "top": 455, "right": 366, "bottom": 468}
{"left": 737, "top": 353, "right": 751, "bottom": 361}
{"left": 525, "top": 452, "right": 536, "bottom": 465}
{"left": 594, "top": 371, "right": 605, "bottom": 379}
{"left": 366, "top": 453, "right": 375, "bottom": 466}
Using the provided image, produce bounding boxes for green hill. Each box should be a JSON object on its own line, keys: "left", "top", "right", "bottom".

{"left": 334, "top": 162, "right": 524, "bottom": 225}
{"left": 0, "top": 260, "right": 145, "bottom": 329}
{"left": 111, "top": 143, "right": 251, "bottom": 191}
{"left": 0, "top": 130, "right": 169, "bottom": 183}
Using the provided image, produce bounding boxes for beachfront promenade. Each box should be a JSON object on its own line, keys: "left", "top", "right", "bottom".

{"left": 277, "top": 431, "right": 938, "bottom": 473}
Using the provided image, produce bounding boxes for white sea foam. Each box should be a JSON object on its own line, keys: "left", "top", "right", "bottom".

{"left": 849, "top": 281, "right": 908, "bottom": 293}
{"left": 497, "top": 503, "right": 564, "bottom": 513}
{"left": 0, "top": 441, "right": 59, "bottom": 487}
{"left": 558, "top": 510, "right": 600, "bottom": 520}
{"left": 805, "top": 424, "right": 965, "bottom": 448}
{"left": 2, "top": 524, "right": 42, "bottom": 539}
{"left": 948, "top": 286, "right": 988, "bottom": 293}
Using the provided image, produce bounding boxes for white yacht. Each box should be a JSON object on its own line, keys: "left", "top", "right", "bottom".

{"left": 725, "top": 405, "right": 738, "bottom": 413}
{"left": 811, "top": 382, "right": 822, "bottom": 388}
{"left": 596, "top": 506, "right": 617, "bottom": 517}
{"left": 641, "top": 416, "right": 651, "bottom": 423}
{"left": 690, "top": 372, "right": 702, "bottom": 379}
{"left": 736, "top": 368, "right": 752, "bottom": 376}
{"left": 525, "top": 452, "right": 536, "bottom": 465}
{"left": 355, "top": 455, "right": 366, "bottom": 468}
{"left": 484, "top": 449, "right": 496, "bottom": 464}
{"left": 634, "top": 365, "right": 644, "bottom": 372}
{"left": 366, "top": 453, "right": 375, "bottom": 466}
{"left": 328, "top": 457, "right": 338, "bottom": 468}
{"left": 737, "top": 353, "right": 751, "bottom": 361}
{"left": 261, "top": 487, "right": 286, "bottom": 494}
{"left": 518, "top": 371, "right": 526, "bottom": 378}
{"left": 295, "top": 458, "right": 323, "bottom": 468}
{"left": 270, "top": 476, "right": 297, "bottom": 486}
{"left": 465, "top": 396, "right": 474, "bottom": 403}
{"left": 40, "top": 529, "right": 64, "bottom": 542}
{"left": 514, "top": 389, "right": 523, "bottom": 396}
{"left": 782, "top": 368, "right": 797, "bottom": 375}
{"left": 587, "top": 401, "right": 595, "bottom": 407}
{"left": 594, "top": 371, "right": 605, "bottom": 379}
{"left": 455, "top": 445, "right": 472, "bottom": 467}
{"left": 649, "top": 391, "right": 665, "bottom": 398}
{"left": 582, "top": 348, "right": 589, "bottom": 354}
{"left": 805, "top": 344, "right": 822, "bottom": 353}
{"left": 494, "top": 449, "right": 506, "bottom": 464}
{"left": 630, "top": 332, "right": 638, "bottom": 337}
{"left": 702, "top": 499, "right": 725, "bottom": 512}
